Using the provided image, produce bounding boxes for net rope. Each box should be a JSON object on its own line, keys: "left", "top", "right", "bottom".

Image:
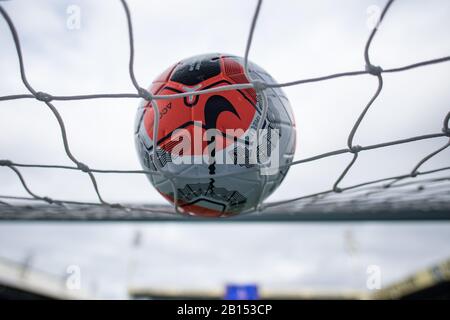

{"left": 0, "top": 0, "right": 449, "bottom": 219}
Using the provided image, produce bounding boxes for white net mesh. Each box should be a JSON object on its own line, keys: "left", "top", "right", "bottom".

{"left": 0, "top": 0, "right": 449, "bottom": 220}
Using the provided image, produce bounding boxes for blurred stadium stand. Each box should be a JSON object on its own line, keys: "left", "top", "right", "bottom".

{"left": 129, "top": 258, "right": 450, "bottom": 300}
{"left": 0, "top": 256, "right": 448, "bottom": 299}
{"left": 0, "top": 256, "right": 91, "bottom": 300}
{"left": 128, "top": 287, "right": 364, "bottom": 300}
{"left": 373, "top": 259, "right": 450, "bottom": 300}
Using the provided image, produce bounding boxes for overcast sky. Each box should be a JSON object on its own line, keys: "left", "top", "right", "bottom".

{"left": 0, "top": 0, "right": 449, "bottom": 299}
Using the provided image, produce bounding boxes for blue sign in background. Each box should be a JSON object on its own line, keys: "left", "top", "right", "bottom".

{"left": 224, "top": 284, "right": 259, "bottom": 300}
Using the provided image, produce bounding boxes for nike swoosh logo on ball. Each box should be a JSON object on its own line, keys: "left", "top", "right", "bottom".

{"left": 204, "top": 95, "right": 240, "bottom": 130}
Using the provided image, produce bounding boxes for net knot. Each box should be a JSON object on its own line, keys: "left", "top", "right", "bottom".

{"left": 252, "top": 80, "right": 267, "bottom": 91}
{"left": 35, "top": 91, "right": 52, "bottom": 102}
{"left": 138, "top": 88, "right": 153, "bottom": 101}
{"left": 333, "top": 187, "right": 343, "bottom": 193}
{"left": 110, "top": 203, "right": 123, "bottom": 209}
{"left": 443, "top": 127, "right": 450, "bottom": 137}
{"left": 350, "top": 145, "right": 362, "bottom": 153}
{"left": 0, "top": 160, "right": 12, "bottom": 166}
{"left": 42, "top": 197, "right": 54, "bottom": 204}
{"left": 410, "top": 171, "right": 418, "bottom": 178}
{"left": 77, "top": 162, "right": 90, "bottom": 172}
{"left": 365, "top": 64, "right": 383, "bottom": 76}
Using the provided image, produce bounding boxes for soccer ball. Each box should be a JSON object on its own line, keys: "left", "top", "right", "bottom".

{"left": 134, "top": 53, "right": 296, "bottom": 217}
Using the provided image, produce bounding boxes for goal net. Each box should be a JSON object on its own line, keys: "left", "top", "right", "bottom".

{"left": 0, "top": 0, "right": 449, "bottom": 221}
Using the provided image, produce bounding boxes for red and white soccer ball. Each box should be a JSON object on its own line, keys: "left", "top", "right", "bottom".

{"left": 134, "top": 53, "right": 296, "bottom": 217}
